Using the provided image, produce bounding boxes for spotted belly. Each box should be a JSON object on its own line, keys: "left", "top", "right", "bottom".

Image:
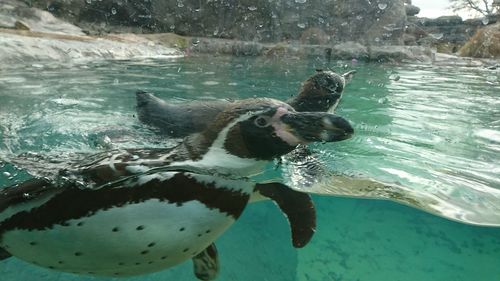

{"left": 0, "top": 172, "right": 252, "bottom": 276}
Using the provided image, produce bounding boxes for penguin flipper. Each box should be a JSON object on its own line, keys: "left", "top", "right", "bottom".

{"left": 0, "top": 248, "right": 11, "bottom": 260}
{"left": 254, "top": 182, "right": 316, "bottom": 248}
{"left": 192, "top": 243, "right": 219, "bottom": 281}
{"left": 0, "top": 177, "right": 59, "bottom": 213}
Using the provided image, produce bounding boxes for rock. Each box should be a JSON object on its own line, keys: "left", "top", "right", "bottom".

{"left": 299, "top": 27, "right": 329, "bottom": 45}
{"left": 423, "top": 16, "right": 463, "bottom": 26}
{"left": 14, "top": 20, "right": 30, "bottom": 30}
{"left": 369, "top": 45, "right": 432, "bottom": 62}
{"left": 405, "top": 4, "right": 420, "bottom": 16}
{"left": 29, "top": 0, "right": 407, "bottom": 45}
{"left": 0, "top": 0, "right": 84, "bottom": 35}
{"left": 0, "top": 30, "right": 182, "bottom": 64}
{"left": 404, "top": 15, "right": 491, "bottom": 54}
{"left": 459, "top": 23, "right": 500, "bottom": 58}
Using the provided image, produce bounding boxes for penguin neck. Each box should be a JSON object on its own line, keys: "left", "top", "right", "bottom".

{"left": 169, "top": 133, "right": 268, "bottom": 178}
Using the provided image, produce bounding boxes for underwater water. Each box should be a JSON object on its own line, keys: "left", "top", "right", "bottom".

{"left": 0, "top": 56, "right": 499, "bottom": 280}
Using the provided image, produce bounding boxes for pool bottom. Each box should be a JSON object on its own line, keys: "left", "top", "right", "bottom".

{"left": 1, "top": 195, "right": 499, "bottom": 281}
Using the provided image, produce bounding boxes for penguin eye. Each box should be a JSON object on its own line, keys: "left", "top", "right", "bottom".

{"left": 254, "top": 116, "right": 271, "bottom": 128}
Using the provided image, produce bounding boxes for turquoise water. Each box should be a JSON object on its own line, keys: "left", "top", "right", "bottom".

{"left": 0, "top": 56, "right": 499, "bottom": 280}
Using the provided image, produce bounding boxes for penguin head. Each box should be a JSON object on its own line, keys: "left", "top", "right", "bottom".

{"left": 191, "top": 98, "right": 353, "bottom": 163}
{"left": 288, "top": 70, "right": 356, "bottom": 113}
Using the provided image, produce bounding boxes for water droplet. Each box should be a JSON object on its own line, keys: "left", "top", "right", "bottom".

{"left": 378, "top": 3, "right": 387, "bottom": 10}
{"left": 389, "top": 74, "right": 400, "bottom": 81}
{"left": 295, "top": 0, "right": 307, "bottom": 3}
{"left": 297, "top": 23, "right": 306, "bottom": 29}
{"left": 486, "top": 75, "right": 497, "bottom": 84}
{"left": 111, "top": 7, "right": 117, "bottom": 15}
{"left": 378, "top": 97, "right": 388, "bottom": 104}
{"left": 248, "top": 6, "right": 257, "bottom": 11}
{"left": 202, "top": 81, "right": 220, "bottom": 86}
{"left": 481, "top": 17, "right": 489, "bottom": 25}
{"left": 429, "top": 33, "right": 443, "bottom": 40}
{"left": 2, "top": 172, "right": 11, "bottom": 177}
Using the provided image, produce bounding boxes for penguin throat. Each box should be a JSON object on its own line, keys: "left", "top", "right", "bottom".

{"left": 172, "top": 143, "right": 268, "bottom": 178}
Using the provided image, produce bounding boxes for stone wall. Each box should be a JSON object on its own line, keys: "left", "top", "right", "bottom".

{"left": 29, "top": 0, "right": 408, "bottom": 45}
{"left": 405, "top": 14, "right": 498, "bottom": 53}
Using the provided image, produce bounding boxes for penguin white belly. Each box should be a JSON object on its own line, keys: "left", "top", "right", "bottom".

{"left": 2, "top": 199, "right": 235, "bottom": 276}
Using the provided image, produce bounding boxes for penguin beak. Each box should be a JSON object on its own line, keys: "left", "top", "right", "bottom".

{"left": 342, "top": 70, "right": 356, "bottom": 84}
{"left": 280, "top": 112, "right": 354, "bottom": 143}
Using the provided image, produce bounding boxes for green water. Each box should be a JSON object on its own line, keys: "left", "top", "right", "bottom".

{"left": 0, "top": 56, "right": 499, "bottom": 280}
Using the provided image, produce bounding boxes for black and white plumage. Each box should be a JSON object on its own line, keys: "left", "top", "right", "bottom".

{"left": 135, "top": 70, "right": 356, "bottom": 138}
{"left": 0, "top": 98, "right": 353, "bottom": 279}
{"left": 134, "top": 70, "right": 356, "bottom": 248}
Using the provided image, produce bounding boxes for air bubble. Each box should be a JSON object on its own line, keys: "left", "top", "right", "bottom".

{"left": 389, "top": 74, "right": 400, "bottom": 81}
{"left": 2, "top": 172, "right": 11, "bottom": 177}
{"left": 482, "top": 17, "right": 489, "bottom": 25}
{"left": 177, "top": 1, "right": 184, "bottom": 8}
{"left": 111, "top": 8, "right": 117, "bottom": 15}
{"left": 248, "top": 6, "right": 257, "bottom": 11}
{"left": 85, "top": 0, "right": 91, "bottom": 3}
{"left": 295, "top": 0, "right": 307, "bottom": 3}
{"left": 297, "top": 23, "right": 306, "bottom": 29}
{"left": 378, "top": 97, "right": 388, "bottom": 104}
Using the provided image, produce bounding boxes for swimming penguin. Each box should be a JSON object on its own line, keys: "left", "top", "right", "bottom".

{"left": 133, "top": 70, "right": 355, "bottom": 251}
{"left": 136, "top": 70, "right": 356, "bottom": 138}
{"left": 0, "top": 98, "right": 353, "bottom": 279}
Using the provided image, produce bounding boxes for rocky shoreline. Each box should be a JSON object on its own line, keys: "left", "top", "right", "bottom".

{"left": 1, "top": 0, "right": 499, "bottom": 66}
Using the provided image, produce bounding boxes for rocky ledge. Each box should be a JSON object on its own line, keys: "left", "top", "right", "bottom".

{"left": 1, "top": 0, "right": 498, "bottom": 65}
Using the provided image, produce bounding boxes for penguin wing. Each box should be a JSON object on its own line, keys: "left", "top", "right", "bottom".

{"left": 254, "top": 182, "right": 316, "bottom": 248}
{"left": 192, "top": 243, "right": 219, "bottom": 281}
{"left": 0, "top": 247, "right": 10, "bottom": 260}
{"left": 0, "top": 177, "right": 62, "bottom": 260}
{"left": 0, "top": 178, "right": 61, "bottom": 215}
